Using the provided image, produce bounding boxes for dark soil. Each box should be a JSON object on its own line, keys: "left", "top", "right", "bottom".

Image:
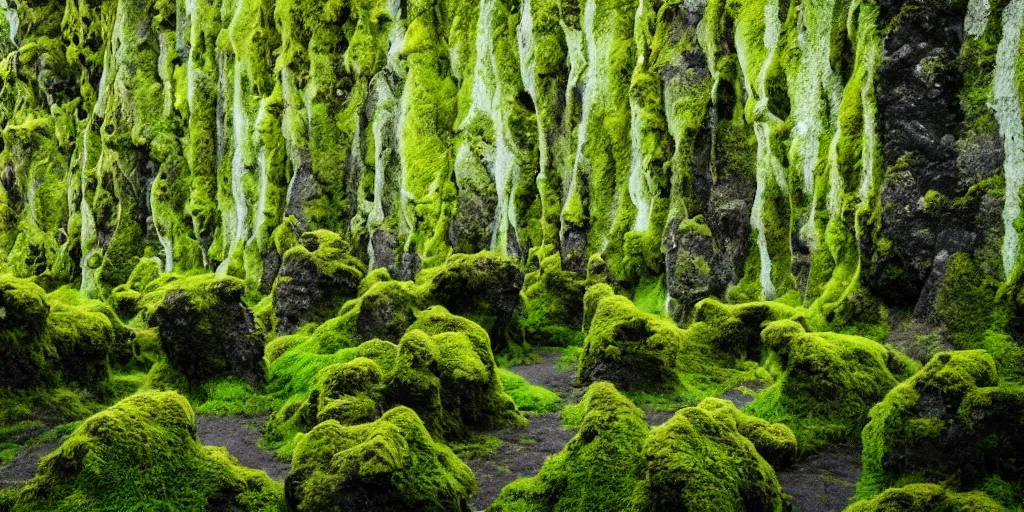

{"left": 777, "top": 444, "right": 862, "bottom": 512}
{"left": 465, "top": 413, "right": 574, "bottom": 511}
{"left": 0, "top": 441, "right": 60, "bottom": 489}
{"left": 511, "top": 351, "right": 576, "bottom": 396}
{"left": 466, "top": 352, "right": 578, "bottom": 510}
{"left": 196, "top": 414, "right": 290, "bottom": 481}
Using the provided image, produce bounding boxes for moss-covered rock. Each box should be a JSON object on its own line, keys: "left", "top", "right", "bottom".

{"left": 305, "top": 278, "right": 421, "bottom": 353}
{"left": 691, "top": 298, "right": 822, "bottom": 361}
{"left": 520, "top": 251, "right": 587, "bottom": 347}
{"left": 578, "top": 293, "right": 683, "bottom": 392}
{"left": 857, "top": 350, "right": 1024, "bottom": 505}
{"left": 418, "top": 252, "right": 524, "bottom": 352}
{"left": 631, "top": 398, "right": 788, "bottom": 511}
{"left": 285, "top": 406, "right": 475, "bottom": 512}
{"left": 107, "top": 257, "right": 163, "bottom": 318}
{"left": 142, "top": 274, "right": 265, "bottom": 388}
{"left": 489, "top": 382, "right": 648, "bottom": 512}
{"left": 846, "top": 483, "right": 1005, "bottom": 512}
{"left": 7, "top": 391, "right": 284, "bottom": 511}
{"left": 272, "top": 230, "right": 367, "bottom": 335}
{"left": 696, "top": 397, "right": 798, "bottom": 469}
{"left": 747, "top": 320, "right": 918, "bottom": 449}
{"left": 0, "top": 274, "right": 56, "bottom": 389}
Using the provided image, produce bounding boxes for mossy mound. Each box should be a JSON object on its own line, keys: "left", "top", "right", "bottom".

{"left": 857, "top": 350, "right": 1024, "bottom": 506}
{"left": 747, "top": 320, "right": 917, "bottom": 449}
{"left": 0, "top": 274, "right": 58, "bottom": 389}
{"left": 578, "top": 293, "right": 684, "bottom": 392}
{"left": 141, "top": 274, "right": 265, "bottom": 388}
{"left": 303, "top": 276, "right": 421, "bottom": 353}
{"left": 418, "top": 252, "right": 524, "bottom": 352}
{"left": 696, "top": 397, "right": 798, "bottom": 468}
{"left": 845, "top": 483, "right": 1005, "bottom": 512}
{"left": 107, "top": 257, "right": 163, "bottom": 318}
{"left": 489, "top": 382, "right": 648, "bottom": 511}
{"left": 520, "top": 251, "right": 587, "bottom": 347}
{"left": 6, "top": 391, "right": 284, "bottom": 511}
{"left": 272, "top": 230, "right": 367, "bottom": 335}
{"left": 266, "top": 307, "right": 523, "bottom": 450}
{"left": 285, "top": 406, "right": 476, "bottom": 512}
{"left": 691, "top": 298, "right": 823, "bottom": 361}
{"left": 632, "top": 398, "right": 789, "bottom": 511}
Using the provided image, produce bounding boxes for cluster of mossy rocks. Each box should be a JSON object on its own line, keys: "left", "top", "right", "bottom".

{"left": 5, "top": 229, "right": 1024, "bottom": 510}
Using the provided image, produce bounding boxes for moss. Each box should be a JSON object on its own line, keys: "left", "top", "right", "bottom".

{"left": 141, "top": 274, "right": 265, "bottom": 388}
{"left": 747, "top": 320, "right": 917, "bottom": 450}
{"left": 846, "top": 483, "right": 1006, "bottom": 512}
{"left": 582, "top": 282, "right": 615, "bottom": 332}
{"left": 7, "top": 391, "right": 284, "bottom": 511}
{"left": 418, "top": 251, "right": 524, "bottom": 352}
{"left": 304, "top": 279, "right": 420, "bottom": 353}
{"left": 857, "top": 350, "right": 1024, "bottom": 506}
{"left": 497, "top": 368, "right": 562, "bottom": 414}
{"left": 691, "top": 298, "right": 825, "bottom": 362}
{"left": 631, "top": 397, "right": 788, "bottom": 511}
{"left": 489, "top": 382, "right": 648, "bottom": 512}
{"left": 286, "top": 406, "right": 475, "bottom": 512}
{"left": 696, "top": 397, "right": 797, "bottom": 468}
{"left": 519, "top": 253, "right": 587, "bottom": 347}
{"left": 578, "top": 293, "right": 683, "bottom": 392}
{"left": 0, "top": 274, "right": 57, "bottom": 389}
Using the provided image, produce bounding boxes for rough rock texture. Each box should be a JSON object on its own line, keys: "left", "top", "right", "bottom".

{"left": 144, "top": 275, "right": 265, "bottom": 388}
{"left": 285, "top": 407, "right": 476, "bottom": 512}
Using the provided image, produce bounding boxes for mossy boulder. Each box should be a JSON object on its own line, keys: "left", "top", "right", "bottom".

{"left": 697, "top": 397, "right": 798, "bottom": 468}
{"left": 691, "top": 298, "right": 821, "bottom": 361}
{"left": 632, "top": 398, "right": 788, "bottom": 511}
{"left": 272, "top": 230, "right": 367, "bottom": 334}
{"left": 285, "top": 406, "right": 476, "bottom": 512}
{"left": 418, "top": 252, "right": 524, "bottom": 352}
{"left": 7, "top": 391, "right": 284, "bottom": 511}
{"left": 107, "top": 256, "right": 163, "bottom": 318}
{"left": 142, "top": 274, "right": 265, "bottom": 388}
{"left": 846, "top": 483, "right": 1005, "bottom": 512}
{"left": 0, "top": 274, "right": 57, "bottom": 389}
{"left": 578, "top": 293, "right": 684, "bottom": 392}
{"left": 489, "top": 382, "right": 649, "bottom": 511}
{"left": 520, "top": 252, "right": 587, "bottom": 347}
{"left": 858, "top": 350, "right": 1024, "bottom": 504}
{"left": 304, "top": 277, "right": 421, "bottom": 353}
{"left": 746, "top": 321, "right": 918, "bottom": 449}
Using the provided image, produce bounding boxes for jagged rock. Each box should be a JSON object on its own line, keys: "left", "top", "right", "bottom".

{"left": 272, "top": 230, "right": 367, "bottom": 335}
{"left": 143, "top": 274, "right": 265, "bottom": 388}
{"left": 285, "top": 407, "right": 476, "bottom": 512}
{"left": 6, "top": 391, "right": 283, "bottom": 510}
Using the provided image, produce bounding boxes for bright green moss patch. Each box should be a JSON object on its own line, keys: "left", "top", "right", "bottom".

{"left": 846, "top": 483, "right": 1006, "bottom": 512}
{"left": 497, "top": 368, "right": 562, "bottom": 414}
{"left": 286, "top": 406, "right": 475, "bottom": 512}
{"left": 519, "top": 252, "right": 587, "bottom": 347}
{"left": 6, "top": 391, "right": 284, "bottom": 511}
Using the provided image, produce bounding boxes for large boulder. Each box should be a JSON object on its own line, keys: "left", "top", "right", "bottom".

{"left": 272, "top": 230, "right": 366, "bottom": 335}
{"left": 418, "top": 252, "right": 524, "bottom": 352}
{"left": 143, "top": 274, "right": 265, "bottom": 388}
{"left": 7, "top": 391, "right": 283, "bottom": 510}
{"left": 285, "top": 407, "right": 476, "bottom": 512}
{"left": 0, "top": 274, "right": 56, "bottom": 389}
{"left": 520, "top": 250, "right": 587, "bottom": 347}
{"left": 578, "top": 293, "right": 684, "bottom": 392}
{"left": 857, "top": 350, "right": 1024, "bottom": 505}
{"left": 846, "top": 483, "right": 1005, "bottom": 512}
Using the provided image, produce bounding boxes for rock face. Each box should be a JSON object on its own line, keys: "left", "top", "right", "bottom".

{"left": 0, "top": 275, "right": 55, "bottom": 389}
{"left": 286, "top": 407, "right": 476, "bottom": 512}
{"left": 6, "top": 391, "right": 283, "bottom": 510}
{"left": 145, "top": 275, "right": 265, "bottom": 388}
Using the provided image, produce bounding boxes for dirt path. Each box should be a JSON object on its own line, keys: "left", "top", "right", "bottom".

{"left": 777, "top": 444, "right": 862, "bottom": 512}
{"left": 0, "top": 441, "right": 60, "bottom": 490}
{"left": 196, "top": 414, "right": 290, "bottom": 481}
{"left": 466, "top": 351, "right": 578, "bottom": 510}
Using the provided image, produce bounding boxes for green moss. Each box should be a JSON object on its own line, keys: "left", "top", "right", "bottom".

{"left": 578, "top": 293, "right": 684, "bottom": 392}
{"left": 846, "top": 483, "right": 1005, "bottom": 512}
{"left": 519, "top": 253, "right": 587, "bottom": 347}
{"left": 632, "top": 275, "right": 667, "bottom": 317}
{"left": 7, "top": 391, "right": 284, "bottom": 511}
{"left": 0, "top": 274, "right": 57, "bottom": 389}
{"left": 286, "top": 406, "right": 475, "bottom": 512}
{"left": 497, "top": 368, "right": 562, "bottom": 414}
{"left": 857, "top": 350, "right": 1024, "bottom": 507}
{"left": 490, "top": 382, "right": 648, "bottom": 512}
{"left": 583, "top": 282, "right": 616, "bottom": 332}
